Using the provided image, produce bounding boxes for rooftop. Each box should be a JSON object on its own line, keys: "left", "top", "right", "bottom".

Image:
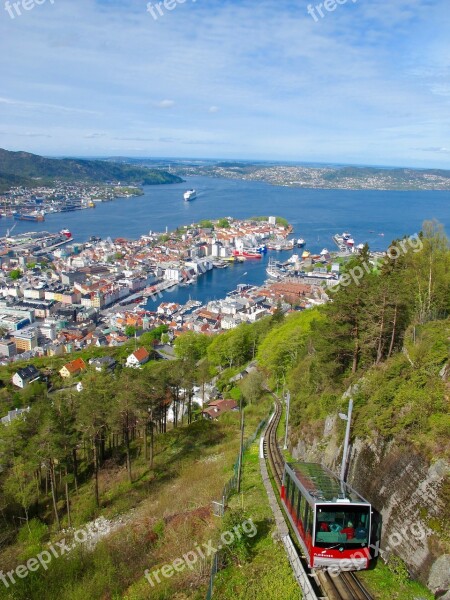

{"left": 287, "top": 462, "right": 370, "bottom": 505}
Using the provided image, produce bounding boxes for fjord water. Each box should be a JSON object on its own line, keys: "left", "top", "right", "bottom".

{"left": 6, "top": 176, "right": 450, "bottom": 305}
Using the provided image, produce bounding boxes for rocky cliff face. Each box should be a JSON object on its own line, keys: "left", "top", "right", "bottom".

{"left": 292, "top": 416, "right": 449, "bottom": 595}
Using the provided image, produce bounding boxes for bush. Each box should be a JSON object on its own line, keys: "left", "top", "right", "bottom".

{"left": 221, "top": 509, "right": 255, "bottom": 565}
{"left": 18, "top": 518, "right": 49, "bottom": 557}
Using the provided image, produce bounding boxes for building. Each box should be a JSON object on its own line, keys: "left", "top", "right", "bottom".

{"left": 60, "top": 271, "right": 87, "bottom": 286}
{"left": 0, "top": 305, "right": 35, "bottom": 332}
{"left": 202, "top": 399, "right": 239, "bottom": 420}
{"left": 12, "top": 365, "right": 41, "bottom": 389}
{"left": 59, "top": 357, "right": 87, "bottom": 378}
{"left": 126, "top": 347, "right": 150, "bottom": 368}
{"left": 12, "top": 327, "right": 38, "bottom": 352}
{"left": 23, "top": 288, "right": 45, "bottom": 301}
{"left": 164, "top": 268, "right": 182, "bottom": 282}
{"left": 88, "top": 356, "right": 116, "bottom": 372}
{"left": 0, "top": 339, "right": 16, "bottom": 358}
{"left": 1, "top": 407, "right": 31, "bottom": 425}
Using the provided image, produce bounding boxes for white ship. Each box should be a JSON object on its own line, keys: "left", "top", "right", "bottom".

{"left": 266, "top": 257, "right": 283, "bottom": 279}
{"left": 183, "top": 189, "right": 197, "bottom": 202}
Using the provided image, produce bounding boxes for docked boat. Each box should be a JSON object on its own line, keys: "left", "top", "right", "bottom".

{"left": 248, "top": 245, "right": 267, "bottom": 254}
{"left": 333, "top": 232, "right": 355, "bottom": 252}
{"left": 13, "top": 211, "right": 45, "bottom": 222}
{"left": 342, "top": 232, "right": 354, "bottom": 246}
{"left": 266, "top": 257, "right": 283, "bottom": 279}
{"left": 297, "top": 238, "right": 306, "bottom": 248}
{"left": 233, "top": 249, "right": 262, "bottom": 259}
{"left": 60, "top": 229, "right": 72, "bottom": 239}
{"left": 183, "top": 189, "right": 197, "bottom": 202}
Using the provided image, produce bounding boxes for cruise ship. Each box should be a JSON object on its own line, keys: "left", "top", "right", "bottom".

{"left": 183, "top": 189, "right": 197, "bottom": 202}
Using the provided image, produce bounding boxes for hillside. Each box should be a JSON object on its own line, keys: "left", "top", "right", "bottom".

{"left": 0, "top": 221, "right": 448, "bottom": 599}
{"left": 0, "top": 148, "right": 183, "bottom": 191}
{"left": 173, "top": 161, "right": 450, "bottom": 190}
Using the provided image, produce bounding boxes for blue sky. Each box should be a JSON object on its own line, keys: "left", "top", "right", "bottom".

{"left": 0, "top": 0, "right": 449, "bottom": 167}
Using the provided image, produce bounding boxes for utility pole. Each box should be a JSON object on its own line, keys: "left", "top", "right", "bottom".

{"left": 339, "top": 398, "right": 353, "bottom": 483}
{"left": 283, "top": 390, "right": 290, "bottom": 450}
{"left": 237, "top": 396, "right": 245, "bottom": 493}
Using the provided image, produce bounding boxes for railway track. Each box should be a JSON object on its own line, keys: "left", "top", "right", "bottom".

{"left": 263, "top": 396, "right": 373, "bottom": 600}
{"left": 315, "top": 571, "right": 373, "bottom": 600}
{"left": 263, "top": 396, "right": 285, "bottom": 487}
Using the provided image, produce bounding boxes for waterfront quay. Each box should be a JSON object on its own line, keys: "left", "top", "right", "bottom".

{"left": 0, "top": 216, "right": 320, "bottom": 363}
{"left": 0, "top": 182, "right": 143, "bottom": 221}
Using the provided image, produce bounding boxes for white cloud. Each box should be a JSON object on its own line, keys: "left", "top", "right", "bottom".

{"left": 155, "top": 100, "right": 176, "bottom": 109}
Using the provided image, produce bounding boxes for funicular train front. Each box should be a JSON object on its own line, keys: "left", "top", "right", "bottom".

{"left": 281, "top": 462, "right": 379, "bottom": 571}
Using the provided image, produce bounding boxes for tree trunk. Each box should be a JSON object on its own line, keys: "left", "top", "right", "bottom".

{"left": 72, "top": 448, "right": 78, "bottom": 492}
{"left": 24, "top": 507, "right": 30, "bottom": 533}
{"left": 427, "top": 252, "right": 433, "bottom": 317}
{"left": 124, "top": 414, "right": 132, "bottom": 484}
{"left": 93, "top": 440, "right": 100, "bottom": 507}
{"left": 143, "top": 424, "right": 148, "bottom": 460}
{"left": 388, "top": 304, "right": 399, "bottom": 358}
{"left": 49, "top": 461, "right": 60, "bottom": 530}
{"left": 149, "top": 418, "right": 154, "bottom": 469}
{"left": 65, "top": 480, "right": 71, "bottom": 529}
{"left": 352, "top": 323, "right": 359, "bottom": 374}
{"left": 376, "top": 294, "right": 387, "bottom": 365}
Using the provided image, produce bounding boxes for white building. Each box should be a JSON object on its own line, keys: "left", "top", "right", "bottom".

{"left": 126, "top": 347, "right": 150, "bottom": 368}
{"left": 164, "top": 268, "right": 182, "bottom": 282}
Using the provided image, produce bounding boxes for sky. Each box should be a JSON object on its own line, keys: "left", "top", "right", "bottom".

{"left": 0, "top": 0, "right": 449, "bottom": 168}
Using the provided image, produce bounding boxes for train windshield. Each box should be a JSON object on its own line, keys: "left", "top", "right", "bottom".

{"left": 315, "top": 504, "right": 370, "bottom": 548}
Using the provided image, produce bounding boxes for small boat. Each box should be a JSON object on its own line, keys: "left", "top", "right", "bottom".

{"left": 60, "top": 229, "right": 72, "bottom": 239}
{"left": 183, "top": 189, "right": 197, "bottom": 202}
{"left": 297, "top": 238, "right": 306, "bottom": 248}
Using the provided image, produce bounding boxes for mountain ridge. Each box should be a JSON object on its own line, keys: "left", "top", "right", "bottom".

{"left": 0, "top": 148, "right": 183, "bottom": 191}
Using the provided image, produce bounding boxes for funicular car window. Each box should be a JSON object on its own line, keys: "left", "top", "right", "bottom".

{"left": 315, "top": 505, "right": 370, "bottom": 547}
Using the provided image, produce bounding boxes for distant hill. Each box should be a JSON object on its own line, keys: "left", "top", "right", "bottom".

{"left": 0, "top": 148, "right": 183, "bottom": 191}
